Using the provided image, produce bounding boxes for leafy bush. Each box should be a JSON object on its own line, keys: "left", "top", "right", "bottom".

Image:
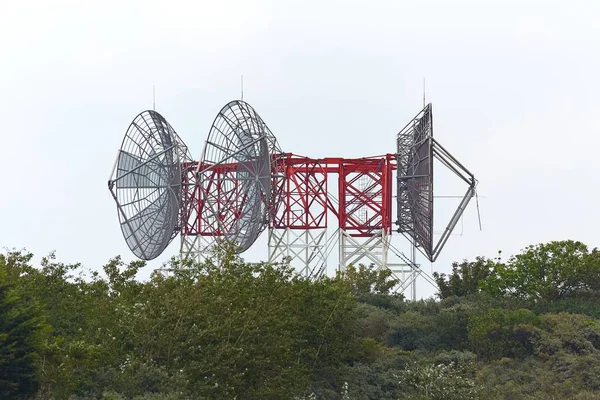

{"left": 468, "top": 308, "right": 541, "bottom": 359}
{"left": 397, "top": 361, "right": 480, "bottom": 400}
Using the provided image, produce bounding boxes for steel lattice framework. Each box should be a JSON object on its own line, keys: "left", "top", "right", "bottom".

{"left": 264, "top": 154, "right": 397, "bottom": 277}
{"left": 268, "top": 155, "right": 329, "bottom": 276}
{"left": 109, "top": 99, "right": 479, "bottom": 299}
{"left": 180, "top": 153, "right": 399, "bottom": 276}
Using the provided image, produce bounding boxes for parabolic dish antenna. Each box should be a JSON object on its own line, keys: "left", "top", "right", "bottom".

{"left": 397, "top": 103, "right": 434, "bottom": 258}
{"left": 108, "top": 110, "right": 187, "bottom": 260}
{"left": 198, "top": 100, "right": 284, "bottom": 253}
{"left": 396, "top": 103, "right": 477, "bottom": 262}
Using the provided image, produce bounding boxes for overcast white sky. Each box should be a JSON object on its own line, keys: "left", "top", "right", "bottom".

{"left": 1, "top": 0, "right": 599, "bottom": 299}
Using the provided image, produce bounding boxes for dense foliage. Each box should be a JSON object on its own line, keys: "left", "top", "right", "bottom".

{"left": 3, "top": 239, "right": 600, "bottom": 399}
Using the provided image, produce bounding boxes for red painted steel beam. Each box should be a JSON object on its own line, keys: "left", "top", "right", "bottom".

{"left": 182, "top": 153, "right": 397, "bottom": 237}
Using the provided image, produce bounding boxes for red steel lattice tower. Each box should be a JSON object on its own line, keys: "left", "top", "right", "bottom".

{"left": 268, "top": 154, "right": 330, "bottom": 276}
{"left": 180, "top": 153, "right": 423, "bottom": 297}
{"left": 336, "top": 155, "right": 395, "bottom": 272}
{"left": 266, "top": 153, "right": 397, "bottom": 275}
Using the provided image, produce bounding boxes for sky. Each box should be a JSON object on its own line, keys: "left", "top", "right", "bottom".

{"left": 1, "top": 0, "right": 599, "bottom": 299}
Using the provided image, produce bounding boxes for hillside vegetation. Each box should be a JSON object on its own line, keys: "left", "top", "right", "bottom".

{"left": 2, "top": 240, "right": 600, "bottom": 399}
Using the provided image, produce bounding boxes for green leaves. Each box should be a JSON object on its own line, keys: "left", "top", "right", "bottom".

{"left": 397, "top": 361, "right": 480, "bottom": 400}
{"left": 435, "top": 241, "right": 600, "bottom": 302}
{"left": 476, "top": 313, "right": 600, "bottom": 399}
{"left": 5, "top": 240, "right": 600, "bottom": 399}
{"left": 0, "top": 280, "right": 47, "bottom": 399}
{"left": 433, "top": 256, "right": 496, "bottom": 299}
{"left": 536, "top": 313, "right": 600, "bottom": 356}
{"left": 483, "top": 240, "right": 600, "bottom": 301}
{"left": 467, "top": 308, "right": 541, "bottom": 360}
{"left": 341, "top": 263, "right": 400, "bottom": 297}
{"left": 0, "top": 248, "right": 368, "bottom": 398}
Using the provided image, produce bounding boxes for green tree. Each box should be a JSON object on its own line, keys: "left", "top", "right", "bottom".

{"left": 0, "top": 275, "right": 47, "bottom": 399}
{"left": 467, "top": 308, "right": 541, "bottom": 360}
{"left": 535, "top": 312, "right": 600, "bottom": 356}
{"left": 342, "top": 264, "right": 399, "bottom": 297}
{"left": 433, "top": 257, "right": 496, "bottom": 299}
{"left": 397, "top": 361, "right": 480, "bottom": 400}
{"left": 341, "top": 264, "right": 404, "bottom": 313}
{"left": 102, "top": 251, "right": 361, "bottom": 399}
{"left": 482, "top": 240, "right": 600, "bottom": 301}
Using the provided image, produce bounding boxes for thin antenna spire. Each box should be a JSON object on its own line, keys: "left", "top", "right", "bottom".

{"left": 241, "top": 75, "right": 244, "bottom": 101}
{"left": 475, "top": 185, "right": 483, "bottom": 231}
{"left": 423, "top": 77, "right": 426, "bottom": 107}
{"left": 153, "top": 85, "right": 156, "bottom": 111}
